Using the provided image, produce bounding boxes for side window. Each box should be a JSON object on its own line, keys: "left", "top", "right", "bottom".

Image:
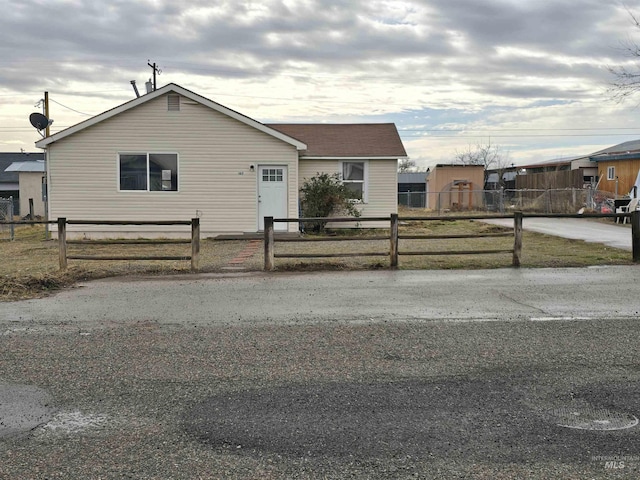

{"left": 607, "top": 166, "right": 615, "bottom": 181}
{"left": 149, "top": 154, "right": 178, "bottom": 191}
{"left": 341, "top": 161, "right": 365, "bottom": 201}
{"left": 119, "top": 154, "right": 147, "bottom": 191}
{"left": 119, "top": 153, "right": 178, "bottom": 191}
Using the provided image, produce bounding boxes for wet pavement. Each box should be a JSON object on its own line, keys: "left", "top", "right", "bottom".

{"left": 1, "top": 267, "right": 640, "bottom": 478}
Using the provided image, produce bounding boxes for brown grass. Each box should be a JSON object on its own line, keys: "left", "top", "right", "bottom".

{"left": 0, "top": 216, "right": 633, "bottom": 302}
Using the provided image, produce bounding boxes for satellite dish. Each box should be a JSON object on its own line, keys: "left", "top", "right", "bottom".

{"left": 29, "top": 112, "right": 50, "bottom": 131}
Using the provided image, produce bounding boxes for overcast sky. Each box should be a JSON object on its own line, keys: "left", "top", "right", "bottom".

{"left": 2, "top": 0, "right": 640, "bottom": 168}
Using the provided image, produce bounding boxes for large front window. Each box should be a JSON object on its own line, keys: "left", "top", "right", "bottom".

{"left": 119, "top": 153, "right": 178, "bottom": 191}
{"left": 341, "top": 161, "right": 365, "bottom": 201}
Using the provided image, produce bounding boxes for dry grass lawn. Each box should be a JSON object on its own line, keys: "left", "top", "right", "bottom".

{"left": 0, "top": 215, "right": 633, "bottom": 301}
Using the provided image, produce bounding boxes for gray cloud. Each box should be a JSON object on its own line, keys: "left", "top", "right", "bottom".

{"left": 0, "top": 0, "right": 637, "bottom": 103}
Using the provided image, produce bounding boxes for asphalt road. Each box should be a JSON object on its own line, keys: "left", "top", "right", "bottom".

{"left": 1, "top": 267, "right": 640, "bottom": 479}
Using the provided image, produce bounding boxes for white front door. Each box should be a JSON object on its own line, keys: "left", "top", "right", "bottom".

{"left": 258, "top": 165, "right": 288, "bottom": 231}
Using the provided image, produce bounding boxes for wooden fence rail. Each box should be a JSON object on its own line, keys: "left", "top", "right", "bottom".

{"left": 56, "top": 218, "right": 200, "bottom": 271}
{"left": 264, "top": 211, "right": 640, "bottom": 270}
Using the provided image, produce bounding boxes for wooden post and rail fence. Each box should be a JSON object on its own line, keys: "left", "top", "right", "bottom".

{"left": 2, "top": 211, "right": 640, "bottom": 271}
{"left": 56, "top": 218, "right": 200, "bottom": 271}
{"left": 264, "top": 211, "right": 640, "bottom": 270}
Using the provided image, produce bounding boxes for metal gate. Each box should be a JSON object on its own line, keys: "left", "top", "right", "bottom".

{"left": 0, "top": 197, "right": 14, "bottom": 240}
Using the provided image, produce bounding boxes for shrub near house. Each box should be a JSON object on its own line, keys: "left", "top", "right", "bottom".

{"left": 300, "top": 173, "right": 361, "bottom": 233}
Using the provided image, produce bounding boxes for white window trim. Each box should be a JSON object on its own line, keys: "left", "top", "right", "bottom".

{"left": 339, "top": 160, "right": 368, "bottom": 203}
{"left": 117, "top": 152, "right": 180, "bottom": 192}
{"left": 607, "top": 166, "right": 616, "bottom": 181}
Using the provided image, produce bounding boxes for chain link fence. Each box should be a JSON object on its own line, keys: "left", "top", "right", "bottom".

{"left": 398, "top": 191, "right": 426, "bottom": 208}
{"left": 427, "top": 188, "right": 617, "bottom": 214}
{"left": 0, "top": 197, "right": 15, "bottom": 240}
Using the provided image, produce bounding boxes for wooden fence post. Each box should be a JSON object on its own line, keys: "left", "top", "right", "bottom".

{"left": 58, "top": 217, "right": 67, "bottom": 270}
{"left": 513, "top": 212, "right": 523, "bottom": 267}
{"left": 632, "top": 210, "right": 640, "bottom": 263}
{"left": 264, "top": 216, "right": 275, "bottom": 271}
{"left": 390, "top": 213, "right": 399, "bottom": 268}
{"left": 191, "top": 218, "right": 200, "bottom": 271}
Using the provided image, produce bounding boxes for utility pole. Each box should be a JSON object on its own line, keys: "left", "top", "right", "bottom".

{"left": 44, "top": 91, "right": 50, "bottom": 137}
{"left": 147, "top": 61, "right": 161, "bottom": 91}
{"left": 43, "top": 91, "right": 50, "bottom": 239}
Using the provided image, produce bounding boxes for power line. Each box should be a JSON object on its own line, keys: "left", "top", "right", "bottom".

{"left": 48, "top": 98, "right": 93, "bottom": 116}
{"left": 398, "top": 127, "right": 640, "bottom": 132}
{"left": 400, "top": 133, "right": 640, "bottom": 138}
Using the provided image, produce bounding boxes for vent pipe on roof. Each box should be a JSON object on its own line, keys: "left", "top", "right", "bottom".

{"left": 130, "top": 80, "right": 140, "bottom": 98}
{"left": 145, "top": 79, "right": 153, "bottom": 94}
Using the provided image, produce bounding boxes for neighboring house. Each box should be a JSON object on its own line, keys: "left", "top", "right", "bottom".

{"left": 397, "top": 172, "right": 428, "bottom": 208}
{"left": 4, "top": 160, "right": 46, "bottom": 217}
{"left": 425, "top": 164, "right": 484, "bottom": 211}
{"left": 517, "top": 156, "right": 597, "bottom": 190}
{"left": 588, "top": 139, "right": 640, "bottom": 197}
{"left": 0, "top": 152, "right": 45, "bottom": 216}
{"left": 35, "top": 83, "right": 406, "bottom": 238}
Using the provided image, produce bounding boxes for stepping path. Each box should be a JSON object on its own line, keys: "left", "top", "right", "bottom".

{"left": 224, "top": 240, "right": 262, "bottom": 268}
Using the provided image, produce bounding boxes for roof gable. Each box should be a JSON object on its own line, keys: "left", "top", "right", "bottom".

{"left": 35, "top": 84, "right": 306, "bottom": 150}
{"left": 266, "top": 123, "right": 407, "bottom": 159}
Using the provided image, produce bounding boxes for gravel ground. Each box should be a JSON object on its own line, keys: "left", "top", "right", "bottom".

{"left": 1, "top": 308, "right": 639, "bottom": 479}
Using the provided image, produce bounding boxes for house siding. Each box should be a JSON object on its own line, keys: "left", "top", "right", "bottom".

{"left": 299, "top": 159, "right": 397, "bottom": 227}
{"left": 47, "top": 93, "right": 299, "bottom": 237}
{"left": 596, "top": 159, "right": 640, "bottom": 196}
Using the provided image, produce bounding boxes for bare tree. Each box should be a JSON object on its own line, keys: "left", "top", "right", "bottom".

{"left": 398, "top": 158, "right": 416, "bottom": 173}
{"left": 608, "top": 9, "right": 640, "bottom": 101}
{"left": 454, "top": 141, "right": 511, "bottom": 185}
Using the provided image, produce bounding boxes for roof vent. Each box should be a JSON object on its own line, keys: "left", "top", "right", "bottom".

{"left": 168, "top": 94, "right": 180, "bottom": 111}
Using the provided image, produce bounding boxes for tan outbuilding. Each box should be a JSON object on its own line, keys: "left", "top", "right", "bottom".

{"left": 425, "top": 164, "right": 485, "bottom": 212}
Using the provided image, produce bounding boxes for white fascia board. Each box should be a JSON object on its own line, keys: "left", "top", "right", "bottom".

{"left": 300, "top": 156, "right": 408, "bottom": 160}
{"left": 35, "top": 83, "right": 307, "bottom": 151}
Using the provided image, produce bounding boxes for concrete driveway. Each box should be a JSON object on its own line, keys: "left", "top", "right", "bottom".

{"left": 482, "top": 217, "right": 633, "bottom": 251}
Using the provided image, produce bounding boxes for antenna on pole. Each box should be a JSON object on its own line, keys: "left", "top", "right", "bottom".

{"left": 147, "top": 60, "right": 161, "bottom": 91}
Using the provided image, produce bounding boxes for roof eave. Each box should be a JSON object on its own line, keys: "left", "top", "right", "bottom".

{"left": 589, "top": 152, "right": 640, "bottom": 162}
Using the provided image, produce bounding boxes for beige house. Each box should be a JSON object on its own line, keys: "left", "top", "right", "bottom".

{"left": 35, "top": 84, "right": 406, "bottom": 238}
{"left": 425, "top": 164, "right": 485, "bottom": 212}
{"left": 4, "top": 160, "right": 46, "bottom": 217}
